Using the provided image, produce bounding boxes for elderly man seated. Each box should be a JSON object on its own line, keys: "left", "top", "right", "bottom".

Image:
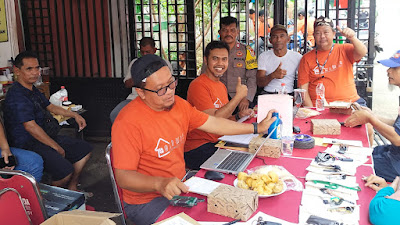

{"left": 4, "top": 51, "right": 92, "bottom": 192}
{"left": 111, "top": 54, "right": 276, "bottom": 225}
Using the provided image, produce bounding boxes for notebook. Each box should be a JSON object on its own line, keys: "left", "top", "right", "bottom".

{"left": 200, "top": 128, "right": 275, "bottom": 174}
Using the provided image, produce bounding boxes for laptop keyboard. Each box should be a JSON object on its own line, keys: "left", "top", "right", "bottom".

{"left": 216, "top": 151, "right": 251, "bottom": 171}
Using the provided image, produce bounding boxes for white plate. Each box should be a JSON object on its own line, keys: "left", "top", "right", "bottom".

{"left": 233, "top": 178, "right": 287, "bottom": 198}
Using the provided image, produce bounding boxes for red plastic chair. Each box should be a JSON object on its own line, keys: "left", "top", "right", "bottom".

{"left": 0, "top": 169, "right": 48, "bottom": 225}
{"left": 0, "top": 188, "right": 33, "bottom": 225}
{"left": 105, "top": 143, "right": 128, "bottom": 225}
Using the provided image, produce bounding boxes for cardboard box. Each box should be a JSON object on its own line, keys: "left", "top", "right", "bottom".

{"left": 39, "top": 183, "right": 85, "bottom": 217}
{"left": 329, "top": 108, "right": 352, "bottom": 115}
{"left": 41, "top": 210, "right": 120, "bottom": 225}
{"left": 249, "top": 136, "right": 281, "bottom": 158}
{"left": 311, "top": 119, "right": 341, "bottom": 135}
{"left": 207, "top": 184, "right": 258, "bottom": 221}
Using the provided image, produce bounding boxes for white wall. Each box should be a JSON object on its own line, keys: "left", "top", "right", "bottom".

{"left": 372, "top": 0, "right": 400, "bottom": 118}
{"left": 0, "top": 0, "right": 19, "bottom": 67}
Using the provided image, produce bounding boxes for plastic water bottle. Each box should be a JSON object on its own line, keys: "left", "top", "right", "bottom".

{"left": 268, "top": 112, "right": 282, "bottom": 139}
{"left": 59, "top": 86, "right": 68, "bottom": 102}
{"left": 279, "top": 83, "right": 287, "bottom": 95}
{"left": 316, "top": 82, "right": 325, "bottom": 111}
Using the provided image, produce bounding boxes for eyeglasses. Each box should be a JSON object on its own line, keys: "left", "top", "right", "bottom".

{"left": 140, "top": 79, "right": 178, "bottom": 96}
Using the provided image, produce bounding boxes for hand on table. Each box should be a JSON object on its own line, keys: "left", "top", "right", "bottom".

{"left": 364, "top": 174, "right": 388, "bottom": 191}
{"left": 345, "top": 109, "right": 372, "bottom": 127}
{"left": 156, "top": 177, "right": 189, "bottom": 200}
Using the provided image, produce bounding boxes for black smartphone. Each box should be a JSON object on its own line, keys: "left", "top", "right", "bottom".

{"left": 0, "top": 155, "right": 18, "bottom": 168}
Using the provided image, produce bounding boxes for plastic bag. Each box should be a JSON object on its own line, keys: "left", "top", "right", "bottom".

{"left": 296, "top": 108, "right": 321, "bottom": 119}
{"left": 245, "top": 165, "right": 304, "bottom": 191}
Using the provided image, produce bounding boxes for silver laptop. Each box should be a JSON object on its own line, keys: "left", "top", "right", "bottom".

{"left": 200, "top": 128, "right": 275, "bottom": 174}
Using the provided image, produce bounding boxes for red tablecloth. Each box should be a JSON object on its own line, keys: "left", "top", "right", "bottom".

{"left": 159, "top": 157, "right": 375, "bottom": 224}
{"left": 246, "top": 109, "right": 371, "bottom": 159}
{"left": 158, "top": 109, "right": 375, "bottom": 224}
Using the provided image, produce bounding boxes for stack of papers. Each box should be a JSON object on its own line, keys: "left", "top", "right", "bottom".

{"left": 299, "top": 144, "right": 373, "bottom": 224}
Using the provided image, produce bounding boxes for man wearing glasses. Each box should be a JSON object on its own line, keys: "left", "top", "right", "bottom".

{"left": 184, "top": 41, "right": 254, "bottom": 170}
{"left": 111, "top": 54, "right": 276, "bottom": 225}
{"left": 109, "top": 37, "right": 172, "bottom": 123}
{"left": 298, "top": 16, "right": 368, "bottom": 107}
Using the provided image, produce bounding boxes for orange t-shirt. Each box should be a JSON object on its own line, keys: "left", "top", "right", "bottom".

{"left": 111, "top": 96, "right": 208, "bottom": 204}
{"left": 298, "top": 44, "right": 360, "bottom": 105}
{"left": 296, "top": 18, "right": 315, "bottom": 45}
{"left": 185, "top": 74, "right": 229, "bottom": 151}
{"left": 258, "top": 18, "right": 273, "bottom": 37}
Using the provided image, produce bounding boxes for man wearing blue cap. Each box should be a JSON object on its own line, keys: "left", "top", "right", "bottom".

{"left": 345, "top": 50, "right": 400, "bottom": 182}
{"left": 111, "top": 54, "right": 277, "bottom": 225}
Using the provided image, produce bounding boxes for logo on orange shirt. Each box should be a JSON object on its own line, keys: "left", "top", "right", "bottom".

{"left": 154, "top": 134, "right": 184, "bottom": 158}
{"left": 214, "top": 98, "right": 223, "bottom": 108}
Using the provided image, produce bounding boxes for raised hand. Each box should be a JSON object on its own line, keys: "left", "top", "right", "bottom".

{"left": 271, "top": 62, "right": 287, "bottom": 79}
{"left": 235, "top": 77, "right": 248, "bottom": 100}
{"left": 337, "top": 26, "right": 356, "bottom": 40}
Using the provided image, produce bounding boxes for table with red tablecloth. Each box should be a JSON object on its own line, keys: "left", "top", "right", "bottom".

{"left": 158, "top": 109, "right": 376, "bottom": 224}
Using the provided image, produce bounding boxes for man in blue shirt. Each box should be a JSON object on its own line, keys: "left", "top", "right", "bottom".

{"left": 345, "top": 50, "right": 400, "bottom": 182}
{"left": 4, "top": 51, "right": 92, "bottom": 191}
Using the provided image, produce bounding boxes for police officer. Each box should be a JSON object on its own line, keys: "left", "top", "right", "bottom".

{"left": 202, "top": 16, "right": 258, "bottom": 111}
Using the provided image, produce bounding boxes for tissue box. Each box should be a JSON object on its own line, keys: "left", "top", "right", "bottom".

{"left": 248, "top": 136, "right": 281, "bottom": 158}
{"left": 207, "top": 184, "right": 258, "bottom": 221}
{"left": 311, "top": 119, "right": 341, "bottom": 135}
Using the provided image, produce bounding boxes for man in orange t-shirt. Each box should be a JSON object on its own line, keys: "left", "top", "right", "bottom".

{"left": 185, "top": 41, "right": 253, "bottom": 169}
{"left": 293, "top": 10, "right": 315, "bottom": 46}
{"left": 298, "top": 16, "right": 367, "bottom": 107}
{"left": 111, "top": 54, "right": 277, "bottom": 224}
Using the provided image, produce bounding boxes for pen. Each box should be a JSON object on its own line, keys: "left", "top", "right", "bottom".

{"left": 222, "top": 219, "right": 240, "bottom": 225}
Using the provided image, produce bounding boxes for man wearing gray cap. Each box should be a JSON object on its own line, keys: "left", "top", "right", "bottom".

{"left": 345, "top": 50, "right": 400, "bottom": 182}
{"left": 111, "top": 54, "right": 277, "bottom": 225}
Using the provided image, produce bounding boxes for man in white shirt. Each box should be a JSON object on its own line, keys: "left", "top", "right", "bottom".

{"left": 110, "top": 37, "right": 172, "bottom": 123}
{"left": 256, "top": 24, "right": 302, "bottom": 95}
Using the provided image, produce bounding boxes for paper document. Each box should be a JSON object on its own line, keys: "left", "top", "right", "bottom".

{"left": 322, "top": 138, "right": 363, "bottom": 147}
{"left": 218, "top": 134, "right": 259, "bottom": 145}
{"left": 257, "top": 94, "right": 293, "bottom": 137}
{"left": 184, "top": 177, "right": 222, "bottom": 196}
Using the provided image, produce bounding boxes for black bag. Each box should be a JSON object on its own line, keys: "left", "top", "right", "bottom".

{"left": 32, "top": 96, "right": 61, "bottom": 139}
{"left": 43, "top": 110, "right": 61, "bottom": 139}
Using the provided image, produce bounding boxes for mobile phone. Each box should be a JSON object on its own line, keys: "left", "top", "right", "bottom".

{"left": 0, "top": 155, "right": 18, "bottom": 168}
